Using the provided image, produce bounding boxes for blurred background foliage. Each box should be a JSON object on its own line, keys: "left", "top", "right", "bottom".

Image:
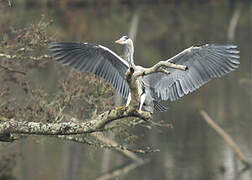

{"left": 0, "top": 0, "right": 252, "bottom": 180}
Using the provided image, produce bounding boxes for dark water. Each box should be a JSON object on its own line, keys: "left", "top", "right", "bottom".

{"left": 1, "top": 2, "right": 252, "bottom": 180}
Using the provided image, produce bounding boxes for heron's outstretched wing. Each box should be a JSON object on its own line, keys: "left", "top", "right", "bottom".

{"left": 145, "top": 44, "right": 240, "bottom": 101}
{"left": 49, "top": 42, "right": 130, "bottom": 99}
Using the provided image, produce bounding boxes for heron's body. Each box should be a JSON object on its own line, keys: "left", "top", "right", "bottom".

{"left": 49, "top": 36, "right": 240, "bottom": 113}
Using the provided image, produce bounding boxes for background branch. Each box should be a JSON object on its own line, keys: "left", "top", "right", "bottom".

{"left": 96, "top": 159, "right": 149, "bottom": 180}
{"left": 200, "top": 110, "right": 251, "bottom": 168}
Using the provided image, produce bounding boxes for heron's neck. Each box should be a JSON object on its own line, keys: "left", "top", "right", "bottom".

{"left": 125, "top": 40, "right": 136, "bottom": 69}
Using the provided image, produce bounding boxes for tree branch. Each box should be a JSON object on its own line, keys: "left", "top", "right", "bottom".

{"left": 134, "top": 61, "right": 187, "bottom": 78}
{"left": 96, "top": 159, "right": 149, "bottom": 180}
{"left": 0, "top": 53, "right": 50, "bottom": 61}
{"left": 0, "top": 107, "right": 151, "bottom": 137}
{"left": 200, "top": 110, "right": 251, "bottom": 168}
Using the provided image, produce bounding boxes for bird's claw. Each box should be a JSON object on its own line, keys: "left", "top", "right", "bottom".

{"left": 136, "top": 109, "right": 143, "bottom": 114}
{"left": 117, "top": 106, "right": 126, "bottom": 110}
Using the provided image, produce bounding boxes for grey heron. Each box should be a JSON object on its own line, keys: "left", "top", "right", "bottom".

{"left": 49, "top": 36, "right": 240, "bottom": 113}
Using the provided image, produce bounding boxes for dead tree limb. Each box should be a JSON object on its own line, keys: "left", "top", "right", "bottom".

{"left": 200, "top": 110, "right": 251, "bottom": 168}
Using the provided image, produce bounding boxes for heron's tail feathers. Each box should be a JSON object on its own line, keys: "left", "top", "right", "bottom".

{"left": 153, "top": 101, "right": 168, "bottom": 112}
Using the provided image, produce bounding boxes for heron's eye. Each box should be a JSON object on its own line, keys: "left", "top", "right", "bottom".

{"left": 124, "top": 36, "right": 129, "bottom": 40}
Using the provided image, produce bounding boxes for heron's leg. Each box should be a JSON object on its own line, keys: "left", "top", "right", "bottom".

{"left": 139, "top": 93, "right": 146, "bottom": 111}
{"left": 117, "top": 93, "right": 131, "bottom": 110}
{"left": 126, "top": 92, "right": 131, "bottom": 106}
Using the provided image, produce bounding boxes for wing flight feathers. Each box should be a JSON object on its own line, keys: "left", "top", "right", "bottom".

{"left": 49, "top": 42, "right": 130, "bottom": 99}
{"left": 146, "top": 44, "right": 240, "bottom": 101}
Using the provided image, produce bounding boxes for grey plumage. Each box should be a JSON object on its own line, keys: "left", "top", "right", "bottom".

{"left": 49, "top": 37, "right": 240, "bottom": 113}
{"left": 144, "top": 44, "right": 240, "bottom": 102}
{"left": 49, "top": 42, "right": 130, "bottom": 99}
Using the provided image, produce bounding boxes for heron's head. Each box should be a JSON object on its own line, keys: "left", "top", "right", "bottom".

{"left": 115, "top": 36, "right": 131, "bottom": 45}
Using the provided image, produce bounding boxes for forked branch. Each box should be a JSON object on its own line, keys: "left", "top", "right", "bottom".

{"left": 134, "top": 61, "right": 187, "bottom": 78}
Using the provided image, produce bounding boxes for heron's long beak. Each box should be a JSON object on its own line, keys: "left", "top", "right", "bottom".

{"left": 115, "top": 39, "right": 123, "bottom": 44}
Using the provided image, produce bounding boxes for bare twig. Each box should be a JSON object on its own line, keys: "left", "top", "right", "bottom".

{"left": 57, "top": 134, "right": 158, "bottom": 156}
{"left": 96, "top": 159, "right": 149, "bottom": 180}
{"left": 0, "top": 64, "right": 26, "bottom": 75}
{"left": 93, "top": 133, "right": 141, "bottom": 161}
{"left": 200, "top": 110, "right": 251, "bottom": 168}
{"left": 93, "top": 133, "right": 158, "bottom": 155}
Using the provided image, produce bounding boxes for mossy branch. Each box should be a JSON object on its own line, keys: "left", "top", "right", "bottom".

{"left": 0, "top": 107, "right": 151, "bottom": 137}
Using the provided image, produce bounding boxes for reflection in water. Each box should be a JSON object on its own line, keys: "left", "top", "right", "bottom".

{"left": 1, "top": 2, "right": 252, "bottom": 180}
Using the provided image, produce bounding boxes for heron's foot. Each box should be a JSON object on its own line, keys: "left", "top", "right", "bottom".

{"left": 136, "top": 109, "right": 143, "bottom": 114}
{"left": 116, "top": 106, "right": 127, "bottom": 110}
